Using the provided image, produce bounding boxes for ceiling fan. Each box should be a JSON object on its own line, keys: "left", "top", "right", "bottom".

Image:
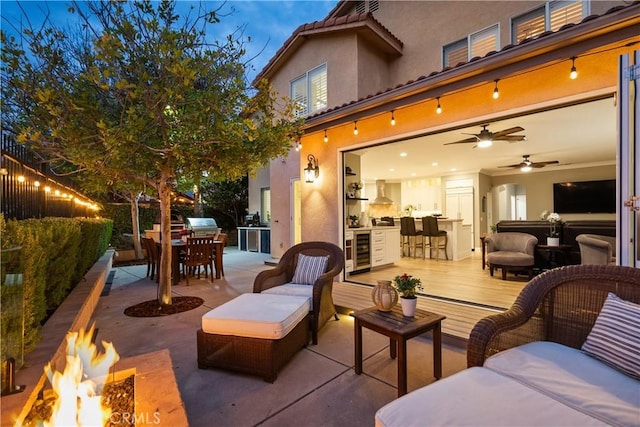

{"left": 443, "top": 124, "right": 526, "bottom": 148}
{"left": 499, "top": 155, "right": 559, "bottom": 172}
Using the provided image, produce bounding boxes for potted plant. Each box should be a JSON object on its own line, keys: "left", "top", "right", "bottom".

{"left": 348, "top": 215, "right": 360, "bottom": 228}
{"left": 545, "top": 212, "right": 562, "bottom": 246}
{"left": 393, "top": 273, "right": 423, "bottom": 317}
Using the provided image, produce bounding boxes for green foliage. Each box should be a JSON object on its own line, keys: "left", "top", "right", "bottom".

{"left": 102, "top": 204, "right": 160, "bottom": 247}
{"left": 201, "top": 176, "right": 248, "bottom": 227}
{"left": 0, "top": 215, "right": 112, "bottom": 357}
{"left": 393, "top": 273, "right": 423, "bottom": 298}
{"left": 2, "top": 0, "right": 302, "bottom": 304}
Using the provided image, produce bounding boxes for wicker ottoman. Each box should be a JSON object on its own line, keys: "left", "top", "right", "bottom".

{"left": 196, "top": 293, "right": 310, "bottom": 382}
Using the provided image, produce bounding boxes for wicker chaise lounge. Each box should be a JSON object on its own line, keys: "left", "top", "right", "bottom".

{"left": 253, "top": 241, "right": 344, "bottom": 344}
{"left": 376, "top": 265, "right": 640, "bottom": 426}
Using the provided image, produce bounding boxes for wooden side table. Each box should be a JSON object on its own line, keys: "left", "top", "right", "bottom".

{"left": 353, "top": 305, "right": 446, "bottom": 397}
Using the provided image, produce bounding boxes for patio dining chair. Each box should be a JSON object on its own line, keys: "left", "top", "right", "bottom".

{"left": 182, "top": 237, "right": 215, "bottom": 285}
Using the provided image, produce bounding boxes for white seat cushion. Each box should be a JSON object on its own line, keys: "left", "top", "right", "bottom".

{"left": 201, "top": 293, "right": 310, "bottom": 339}
{"left": 375, "top": 367, "right": 609, "bottom": 427}
{"left": 484, "top": 341, "right": 640, "bottom": 426}
{"left": 261, "top": 283, "right": 313, "bottom": 303}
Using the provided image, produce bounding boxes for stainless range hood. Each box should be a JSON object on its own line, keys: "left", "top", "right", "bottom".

{"left": 371, "top": 180, "right": 394, "bottom": 205}
{"left": 367, "top": 180, "right": 399, "bottom": 218}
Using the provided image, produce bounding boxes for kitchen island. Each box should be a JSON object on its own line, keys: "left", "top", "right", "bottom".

{"left": 434, "top": 218, "right": 472, "bottom": 261}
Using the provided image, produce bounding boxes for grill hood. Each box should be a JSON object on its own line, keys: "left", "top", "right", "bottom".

{"left": 371, "top": 180, "right": 394, "bottom": 205}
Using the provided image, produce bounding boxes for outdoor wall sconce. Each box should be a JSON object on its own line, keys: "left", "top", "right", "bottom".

{"left": 304, "top": 154, "right": 319, "bottom": 183}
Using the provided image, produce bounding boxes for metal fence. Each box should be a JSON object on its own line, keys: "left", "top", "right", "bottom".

{"left": 1, "top": 131, "right": 99, "bottom": 220}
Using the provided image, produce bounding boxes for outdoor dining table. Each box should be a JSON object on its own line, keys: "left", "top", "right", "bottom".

{"left": 158, "top": 239, "right": 224, "bottom": 285}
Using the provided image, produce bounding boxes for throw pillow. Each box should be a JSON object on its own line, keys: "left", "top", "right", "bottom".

{"left": 291, "top": 254, "right": 329, "bottom": 285}
{"left": 581, "top": 292, "right": 640, "bottom": 379}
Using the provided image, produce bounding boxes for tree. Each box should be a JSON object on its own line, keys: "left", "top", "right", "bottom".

{"left": 1, "top": 0, "right": 302, "bottom": 305}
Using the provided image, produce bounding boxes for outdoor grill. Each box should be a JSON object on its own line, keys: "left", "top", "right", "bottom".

{"left": 185, "top": 217, "right": 219, "bottom": 237}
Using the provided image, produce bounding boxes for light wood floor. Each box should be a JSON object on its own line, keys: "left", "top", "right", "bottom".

{"left": 332, "top": 250, "right": 531, "bottom": 340}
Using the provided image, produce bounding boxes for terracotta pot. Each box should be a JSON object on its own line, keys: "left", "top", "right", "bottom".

{"left": 400, "top": 297, "right": 417, "bottom": 317}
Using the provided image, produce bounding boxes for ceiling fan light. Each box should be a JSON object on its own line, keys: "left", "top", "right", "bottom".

{"left": 521, "top": 165, "right": 532, "bottom": 172}
{"left": 477, "top": 139, "right": 492, "bottom": 148}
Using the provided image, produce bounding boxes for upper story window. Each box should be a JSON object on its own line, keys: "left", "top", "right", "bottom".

{"left": 511, "top": 1, "right": 589, "bottom": 44}
{"left": 443, "top": 24, "right": 499, "bottom": 68}
{"left": 291, "top": 63, "right": 327, "bottom": 118}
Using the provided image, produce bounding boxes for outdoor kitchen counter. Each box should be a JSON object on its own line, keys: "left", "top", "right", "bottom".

{"left": 237, "top": 226, "right": 271, "bottom": 254}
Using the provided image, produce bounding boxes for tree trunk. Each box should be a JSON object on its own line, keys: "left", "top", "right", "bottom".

{"left": 158, "top": 172, "right": 173, "bottom": 306}
{"left": 130, "top": 194, "right": 144, "bottom": 259}
{"left": 193, "top": 186, "right": 203, "bottom": 217}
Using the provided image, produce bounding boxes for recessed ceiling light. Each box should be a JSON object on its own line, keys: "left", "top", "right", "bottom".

{"left": 431, "top": 162, "right": 438, "bottom": 166}
{"left": 389, "top": 168, "right": 395, "bottom": 172}
{"left": 411, "top": 172, "right": 416, "bottom": 176}
{"left": 450, "top": 168, "right": 457, "bottom": 172}
{"left": 400, "top": 152, "right": 407, "bottom": 157}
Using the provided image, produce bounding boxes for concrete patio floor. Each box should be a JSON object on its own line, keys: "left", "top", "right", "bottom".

{"left": 93, "top": 247, "right": 468, "bottom": 426}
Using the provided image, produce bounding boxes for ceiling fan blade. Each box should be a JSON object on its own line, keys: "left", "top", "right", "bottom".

{"left": 491, "top": 126, "right": 525, "bottom": 138}
{"left": 443, "top": 137, "right": 478, "bottom": 145}
{"left": 531, "top": 160, "right": 559, "bottom": 168}
{"left": 496, "top": 135, "right": 526, "bottom": 142}
{"left": 498, "top": 163, "right": 523, "bottom": 168}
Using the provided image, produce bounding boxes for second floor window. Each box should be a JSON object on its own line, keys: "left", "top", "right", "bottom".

{"left": 512, "top": 1, "right": 588, "bottom": 44}
{"left": 443, "top": 24, "right": 499, "bottom": 68}
{"left": 291, "top": 64, "right": 327, "bottom": 117}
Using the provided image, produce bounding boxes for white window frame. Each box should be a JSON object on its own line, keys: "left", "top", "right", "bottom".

{"left": 510, "top": 1, "right": 590, "bottom": 44}
{"left": 442, "top": 24, "right": 500, "bottom": 68}
{"left": 290, "top": 63, "right": 327, "bottom": 118}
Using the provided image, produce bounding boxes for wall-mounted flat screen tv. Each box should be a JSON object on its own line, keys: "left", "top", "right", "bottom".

{"left": 553, "top": 179, "right": 616, "bottom": 214}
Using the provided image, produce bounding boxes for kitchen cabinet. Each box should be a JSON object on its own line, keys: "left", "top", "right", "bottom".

{"left": 445, "top": 187, "right": 474, "bottom": 249}
{"left": 237, "top": 227, "right": 271, "bottom": 254}
{"left": 369, "top": 227, "right": 401, "bottom": 267}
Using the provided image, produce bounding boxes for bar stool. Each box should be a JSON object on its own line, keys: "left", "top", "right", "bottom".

{"left": 401, "top": 217, "right": 424, "bottom": 258}
{"left": 422, "top": 216, "right": 448, "bottom": 260}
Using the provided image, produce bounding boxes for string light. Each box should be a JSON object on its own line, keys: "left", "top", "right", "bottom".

{"left": 17, "top": 175, "right": 25, "bottom": 183}
{"left": 323, "top": 129, "right": 328, "bottom": 143}
{"left": 493, "top": 79, "right": 500, "bottom": 99}
{"left": 570, "top": 56, "right": 578, "bottom": 79}
{"left": 34, "top": 180, "right": 40, "bottom": 187}
{"left": 353, "top": 121, "right": 359, "bottom": 135}
{"left": 436, "top": 97, "right": 442, "bottom": 114}
{"left": 390, "top": 110, "right": 396, "bottom": 126}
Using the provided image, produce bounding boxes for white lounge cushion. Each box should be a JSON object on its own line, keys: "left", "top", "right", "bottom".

{"left": 582, "top": 292, "right": 640, "bottom": 379}
{"left": 201, "top": 293, "right": 310, "bottom": 339}
{"left": 484, "top": 341, "right": 640, "bottom": 426}
{"left": 375, "top": 367, "right": 609, "bottom": 427}
{"left": 261, "top": 283, "right": 313, "bottom": 302}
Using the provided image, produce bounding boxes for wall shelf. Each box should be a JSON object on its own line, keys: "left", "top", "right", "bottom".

{"left": 346, "top": 171, "right": 356, "bottom": 176}
{"left": 346, "top": 197, "right": 368, "bottom": 201}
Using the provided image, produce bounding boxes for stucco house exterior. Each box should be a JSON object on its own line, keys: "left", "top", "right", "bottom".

{"left": 248, "top": 0, "right": 639, "bottom": 268}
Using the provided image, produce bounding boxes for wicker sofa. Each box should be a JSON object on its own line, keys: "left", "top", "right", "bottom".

{"left": 375, "top": 265, "right": 640, "bottom": 426}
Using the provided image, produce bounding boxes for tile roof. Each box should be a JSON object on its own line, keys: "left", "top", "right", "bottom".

{"left": 304, "top": 2, "right": 639, "bottom": 121}
{"left": 252, "top": 12, "right": 403, "bottom": 85}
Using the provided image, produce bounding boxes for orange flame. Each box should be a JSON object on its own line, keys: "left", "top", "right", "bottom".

{"left": 42, "top": 324, "right": 120, "bottom": 426}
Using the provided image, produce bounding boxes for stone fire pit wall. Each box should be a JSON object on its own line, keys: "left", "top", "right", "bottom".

{"left": 1, "top": 250, "right": 114, "bottom": 425}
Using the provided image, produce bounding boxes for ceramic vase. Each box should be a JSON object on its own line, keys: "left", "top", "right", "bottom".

{"left": 547, "top": 237, "right": 560, "bottom": 246}
{"left": 400, "top": 297, "right": 417, "bottom": 317}
{"left": 372, "top": 280, "right": 398, "bottom": 311}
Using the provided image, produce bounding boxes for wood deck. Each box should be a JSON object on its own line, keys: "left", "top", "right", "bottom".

{"left": 333, "top": 250, "right": 529, "bottom": 340}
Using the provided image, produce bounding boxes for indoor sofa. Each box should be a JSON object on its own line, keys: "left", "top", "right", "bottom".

{"left": 496, "top": 219, "right": 616, "bottom": 267}
{"left": 375, "top": 264, "right": 640, "bottom": 426}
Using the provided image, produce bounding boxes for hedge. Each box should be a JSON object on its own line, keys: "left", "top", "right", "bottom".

{"left": 0, "top": 215, "right": 113, "bottom": 363}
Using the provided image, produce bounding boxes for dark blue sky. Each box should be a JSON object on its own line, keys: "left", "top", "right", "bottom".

{"left": 1, "top": 0, "right": 337, "bottom": 81}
